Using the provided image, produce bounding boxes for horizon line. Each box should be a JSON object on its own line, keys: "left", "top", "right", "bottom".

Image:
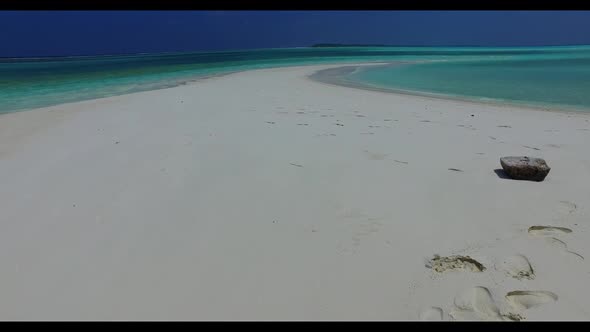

{"left": 2, "top": 43, "right": 590, "bottom": 60}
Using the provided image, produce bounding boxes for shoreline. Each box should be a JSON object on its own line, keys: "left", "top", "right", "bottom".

{"left": 0, "top": 69, "right": 247, "bottom": 116}
{"left": 5, "top": 60, "right": 589, "bottom": 118}
{"left": 0, "top": 61, "right": 394, "bottom": 116}
{"left": 308, "top": 63, "right": 590, "bottom": 116}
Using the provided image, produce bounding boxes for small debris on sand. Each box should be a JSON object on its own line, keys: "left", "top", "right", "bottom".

{"left": 523, "top": 145, "right": 541, "bottom": 151}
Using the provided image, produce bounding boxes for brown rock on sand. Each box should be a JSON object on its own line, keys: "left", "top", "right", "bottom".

{"left": 500, "top": 156, "right": 551, "bottom": 182}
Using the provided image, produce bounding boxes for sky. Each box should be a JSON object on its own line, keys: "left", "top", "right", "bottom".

{"left": 1, "top": 11, "right": 590, "bottom": 57}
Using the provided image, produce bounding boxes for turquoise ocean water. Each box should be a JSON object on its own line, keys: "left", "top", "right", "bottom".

{"left": 2, "top": 46, "right": 590, "bottom": 114}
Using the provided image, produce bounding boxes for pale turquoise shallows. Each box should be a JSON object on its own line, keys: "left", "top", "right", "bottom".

{"left": 344, "top": 47, "right": 590, "bottom": 111}
{"left": 2, "top": 45, "right": 590, "bottom": 114}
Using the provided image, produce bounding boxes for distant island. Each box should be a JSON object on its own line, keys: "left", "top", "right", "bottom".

{"left": 311, "top": 43, "right": 389, "bottom": 47}
{"left": 310, "top": 43, "right": 484, "bottom": 47}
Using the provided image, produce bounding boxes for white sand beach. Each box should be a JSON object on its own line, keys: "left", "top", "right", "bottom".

{"left": 0, "top": 64, "right": 589, "bottom": 320}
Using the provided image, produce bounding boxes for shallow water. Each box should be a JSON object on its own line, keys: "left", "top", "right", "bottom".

{"left": 2, "top": 46, "right": 590, "bottom": 113}
{"left": 344, "top": 46, "right": 590, "bottom": 111}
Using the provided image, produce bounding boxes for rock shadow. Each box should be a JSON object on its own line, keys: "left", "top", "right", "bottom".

{"left": 494, "top": 169, "right": 512, "bottom": 180}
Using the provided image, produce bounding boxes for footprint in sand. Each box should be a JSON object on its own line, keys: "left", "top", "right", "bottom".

{"left": 544, "top": 237, "right": 585, "bottom": 260}
{"left": 419, "top": 306, "right": 444, "bottom": 321}
{"left": 543, "top": 200, "right": 578, "bottom": 223}
{"left": 528, "top": 226, "right": 572, "bottom": 237}
{"left": 338, "top": 221, "right": 382, "bottom": 254}
{"left": 558, "top": 200, "right": 577, "bottom": 216}
{"left": 449, "top": 286, "right": 503, "bottom": 321}
{"left": 448, "top": 309, "right": 482, "bottom": 321}
{"left": 496, "top": 254, "right": 535, "bottom": 280}
{"left": 426, "top": 255, "right": 486, "bottom": 273}
{"left": 545, "top": 236, "right": 568, "bottom": 249}
{"left": 505, "top": 291, "right": 558, "bottom": 311}
{"left": 337, "top": 211, "right": 383, "bottom": 254}
{"left": 528, "top": 226, "right": 582, "bottom": 259}
{"left": 523, "top": 145, "right": 541, "bottom": 151}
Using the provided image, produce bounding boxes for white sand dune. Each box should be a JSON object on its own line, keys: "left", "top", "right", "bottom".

{"left": 0, "top": 64, "right": 589, "bottom": 320}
